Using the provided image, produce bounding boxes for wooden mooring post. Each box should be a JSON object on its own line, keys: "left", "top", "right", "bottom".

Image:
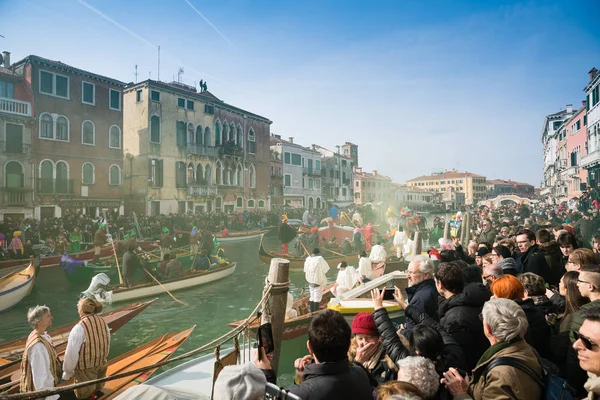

{"left": 412, "top": 231, "right": 422, "bottom": 256}
{"left": 443, "top": 221, "right": 451, "bottom": 241}
{"left": 261, "top": 258, "right": 290, "bottom": 375}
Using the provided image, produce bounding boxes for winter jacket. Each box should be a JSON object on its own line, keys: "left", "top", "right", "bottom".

{"left": 497, "top": 257, "right": 518, "bottom": 276}
{"left": 286, "top": 359, "right": 373, "bottom": 400}
{"left": 520, "top": 244, "right": 552, "bottom": 285}
{"left": 539, "top": 241, "right": 566, "bottom": 287}
{"left": 477, "top": 229, "right": 497, "bottom": 245}
{"left": 455, "top": 339, "right": 543, "bottom": 400}
{"left": 401, "top": 278, "right": 438, "bottom": 336}
{"left": 438, "top": 283, "right": 491, "bottom": 370}
{"left": 515, "top": 299, "right": 551, "bottom": 358}
{"left": 455, "top": 245, "right": 475, "bottom": 265}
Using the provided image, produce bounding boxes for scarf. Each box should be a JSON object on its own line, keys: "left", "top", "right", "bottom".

{"left": 363, "top": 342, "right": 386, "bottom": 371}
{"left": 584, "top": 372, "right": 600, "bottom": 398}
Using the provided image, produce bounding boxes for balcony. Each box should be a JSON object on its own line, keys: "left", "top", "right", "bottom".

{"left": 1, "top": 187, "right": 33, "bottom": 207}
{"left": 0, "top": 141, "right": 30, "bottom": 154}
{"left": 565, "top": 166, "right": 580, "bottom": 178}
{"left": 36, "top": 179, "right": 74, "bottom": 194}
{"left": 284, "top": 186, "right": 306, "bottom": 196}
{"left": 581, "top": 151, "right": 600, "bottom": 169}
{"left": 302, "top": 167, "right": 321, "bottom": 176}
{"left": 185, "top": 144, "right": 219, "bottom": 158}
{"left": 187, "top": 186, "right": 217, "bottom": 197}
{"left": 0, "top": 97, "right": 32, "bottom": 118}
{"left": 218, "top": 144, "right": 243, "bottom": 157}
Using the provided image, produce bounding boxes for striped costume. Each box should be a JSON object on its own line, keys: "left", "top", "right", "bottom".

{"left": 19, "top": 331, "right": 61, "bottom": 396}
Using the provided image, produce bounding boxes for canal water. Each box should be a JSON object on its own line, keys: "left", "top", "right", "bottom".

{"left": 0, "top": 231, "right": 316, "bottom": 385}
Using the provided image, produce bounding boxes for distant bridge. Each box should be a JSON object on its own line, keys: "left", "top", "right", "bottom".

{"left": 477, "top": 194, "right": 537, "bottom": 208}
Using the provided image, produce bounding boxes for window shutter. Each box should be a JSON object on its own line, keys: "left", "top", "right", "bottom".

{"left": 158, "top": 160, "right": 164, "bottom": 187}
{"left": 148, "top": 159, "right": 153, "bottom": 185}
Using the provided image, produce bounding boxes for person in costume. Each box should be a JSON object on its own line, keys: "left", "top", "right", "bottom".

{"left": 363, "top": 223, "right": 374, "bottom": 251}
{"left": 123, "top": 230, "right": 138, "bottom": 252}
{"left": 93, "top": 223, "right": 107, "bottom": 263}
{"left": 331, "top": 261, "right": 362, "bottom": 297}
{"left": 62, "top": 298, "right": 110, "bottom": 399}
{"left": 392, "top": 226, "right": 408, "bottom": 259}
{"left": 159, "top": 227, "right": 173, "bottom": 260}
{"left": 8, "top": 231, "right": 24, "bottom": 258}
{"left": 189, "top": 226, "right": 200, "bottom": 260}
{"left": 54, "top": 232, "right": 69, "bottom": 254}
{"left": 278, "top": 215, "right": 296, "bottom": 255}
{"left": 304, "top": 248, "right": 330, "bottom": 312}
{"left": 69, "top": 227, "right": 82, "bottom": 254}
{"left": 19, "top": 306, "right": 62, "bottom": 400}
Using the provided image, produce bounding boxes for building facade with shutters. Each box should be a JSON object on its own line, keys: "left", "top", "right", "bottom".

{"left": 0, "top": 52, "right": 35, "bottom": 220}
{"left": 353, "top": 167, "right": 392, "bottom": 206}
{"left": 123, "top": 80, "right": 272, "bottom": 216}
{"left": 11, "top": 55, "right": 125, "bottom": 219}
{"left": 406, "top": 170, "right": 487, "bottom": 205}
{"left": 314, "top": 144, "right": 354, "bottom": 207}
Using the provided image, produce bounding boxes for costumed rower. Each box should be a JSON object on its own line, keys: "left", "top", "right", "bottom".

{"left": 159, "top": 227, "right": 174, "bottom": 260}
{"left": 189, "top": 226, "right": 199, "bottom": 260}
{"left": 69, "top": 227, "right": 83, "bottom": 254}
{"left": 278, "top": 215, "right": 296, "bottom": 255}
{"left": 9, "top": 231, "right": 24, "bottom": 259}
{"left": 93, "top": 223, "right": 107, "bottom": 263}
{"left": 122, "top": 242, "right": 142, "bottom": 288}
{"left": 303, "top": 248, "right": 330, "bottom": 312}
{"left": 331, "top": 261, "right": 362, "bottom": 297}
{"left": 369, "top": 241, "right": 387, "bottom": 277}
{"left": 392, "top": 226, "right": 408, "bottom": 259}
{"left": 363, "top": 223, "right": 374, "bottom": 251}
{"left": 19, "top": 306, "right": 62, "bottom": 400}
{"left": 62, "top": 298, "right": 110, "bottom": 400}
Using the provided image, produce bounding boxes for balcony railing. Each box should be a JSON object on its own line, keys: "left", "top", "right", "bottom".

{"left": 1, "top": 187, "right": 33, "bottom": 206}
{"left": 185, "top": 144, "right": 219, "bottom": 157}
{"left": 0, "top": 97, "right": 32, "bottom": 117}
{"left": 581, "top": 151, "right": 600, "bottom": 168}
{"left": 0, "top": 141, "right": 30, "bottom": 154}
{"left": 187, "top": 186, "right": 217, "bottom": 197}
{"left": 219, "top": 145, "right": 243, "bottom": 157}
{"left": 36, "top": 179, "right": 74, "bottom": 194}
{"left": 565, "top": 166, "right": 580, "bottom": 178}
{"left": 302, "top": 167, "right": 321, "bottom": 176}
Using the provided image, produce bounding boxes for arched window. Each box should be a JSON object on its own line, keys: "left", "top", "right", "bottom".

{"left": 56, "top": 116, "right": 69, "bottom": 141}
{"left": 82, "top": 162, "right": 94, "bottom": 184}
{"left": 187, "top": 162, "right": 195, "bottom": 184}
{"left": 195, "top": 125, "right": 203, "bottom": 146}
{"left": 223, "top": 162, "right": 229, "bottom": 185}
{"left": 215, "top": 120, "right": 221, "bottom": 145}
{"left": 109, "top": 126, "right": 121, "bottom": 149}
{"left": 82, "top": 120, "right": 95, "bottom": 145}
{"left": 230, "top": 123, "right": 236, "bottom": 144}
{"left": 196, "top": 163, "right": 204, "bottom": 184}
{"left": 228, "top": 165, "right": 234, "bottom": 186}
{"left": 109, "top": 165, "right": 121, "bottom": 185}
{"left": 187, "top": 123, "right": 195, "bottom": 145}
{"left": 249, "top": 164, "right": 256, "bottom": 188}
{"left": 236, "top": 197, "right": 243, "bottom": 207}
{"left": 235, "top": 163, "right": 242, "bottom": 186}
{"left": 56, "top": 161, "right": 69, "bottom": 193}
{"left": 258, "top": 200, "right": 265, "bottom": 208}
{"left": 248, "top": 199, "right": 255, "bottom": 208}
{"left": 150, "top": 115, "right": 160, "bottom": 143}
{"left": 308, "top": 197, "right": 314, "bottom": 209}
{"left": 204, "top": 127, "right": 211, "bottom": 147}
{"left": 237, "top": 124, "right": 243, "bottom": 147}
{"left": 39, "top": 160, "right": 53, "bottom": 193}
{"left": 40, "top": 113, "right": 53, "bottom": 138}
{"left": 205, "top": 164, "right": 212, "bottom": 184}
{"left": 215, "top": 161, "right": 222, "bottom": 185}
{"left": 247, "top": 128, "right": 256, "bottom": 154}
{"left": 223, "top": 121, "right": 229, "bottom": 143}
{"left": 215, "top": 196, "right": 222, "bottom": 210}
{"left": 5, "top": 161, "right": 23, "bottom": 187}
{"left": 316, "top": 197, "right": 321, "bottom": 209}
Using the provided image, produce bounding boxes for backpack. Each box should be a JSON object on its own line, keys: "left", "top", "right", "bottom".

{"left": 484, "top": 356, "right": 576, "bottom": 400}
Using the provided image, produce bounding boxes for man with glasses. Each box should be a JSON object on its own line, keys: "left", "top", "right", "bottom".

{"left": 572, "top": 308, "right": 600, "bottom": 398}
{"left": 401, "top": 255, "right": 438, "bottom": 336}
{"left": 482, "top": 264, "right": 503, "bottom": 286}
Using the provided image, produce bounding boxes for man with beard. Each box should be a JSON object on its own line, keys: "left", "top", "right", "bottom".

{"left": 401, "top": 255, "right": 437, "bottom": 336}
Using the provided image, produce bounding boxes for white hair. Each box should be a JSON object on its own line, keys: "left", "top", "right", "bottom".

{"left": 27, "top": 305, "right": 50, "bottom": 329}
{"left": 482, "top": 298, "right": 528, "bottom": 342}
{"left": 397, "top": 356, "right": 439, "bottom": 398}
{"left": 412, "top": 255, "right": 434, "bottom": 275}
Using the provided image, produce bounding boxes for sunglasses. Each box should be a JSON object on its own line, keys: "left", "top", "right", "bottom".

{"left": 573, "top": 330, "right": 599, "bottom": 351}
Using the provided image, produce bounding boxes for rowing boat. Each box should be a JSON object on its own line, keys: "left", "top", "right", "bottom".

{"left": 2, "top": 327, "right": 194, "bottom": 398}
{"left": 0, "top": 298, "right": 157, "bottom": 362}
{"left": 89, "top": 262, "right": 237, "bottom": 304}
{"left": 175, "top": 228, "right": 269, "bottom": 243}
{"left": 228, "top": 271, "right": 408, "bottom": 341}
{"left": 0, "top": 257, "right": 37, "bottom": 313}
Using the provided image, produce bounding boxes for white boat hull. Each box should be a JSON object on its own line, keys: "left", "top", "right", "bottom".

{"left": 217, "top": 231, "right": 266, "bottom": 243}
{"left": 0, "top": 272, "right": 35, "bottom": 312}
{"left": 104, "top": 263, "right": 237, "bottom": 303}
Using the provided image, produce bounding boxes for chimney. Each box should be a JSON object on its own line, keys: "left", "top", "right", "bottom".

{"left": 566, "top": 104, "right": 573, "bottom": 113}
{"left": 373, "top": 170, "right": 377, "bottom": 175}
{"left": 336, "top": 145, "right": 340, "bottom": 154}
{"left": 2, "top": 51, "right": 10, "bottom": 68}
{"left": 289, "top": 137, "right": 293, "bottom": 143}
{"left": 590, "top": 68, "right": 598, "bottom": 81}
{"left": 311, "top": 144, "right": 316, "bottom": 150}
{"left": 583, "top": 99, "right": 587, "bottom": 108}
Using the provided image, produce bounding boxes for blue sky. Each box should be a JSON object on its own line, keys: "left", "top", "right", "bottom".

{"left": 1, "top": 0, "right": 599, "bottom": 186}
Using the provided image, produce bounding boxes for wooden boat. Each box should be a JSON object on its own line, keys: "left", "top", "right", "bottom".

{"left": 93, "top": 262, "right": 237, "bottom": 304}
{"left": 0, "top": 257, "right": 37, "bottom": 313}
{"left": 0, "top": 299, "right": 156, "bottom": 371}
{"left": 228, "top": 271, "right": 407, "bottom": 341}
{"left": 175, "top": 228, "right": 269, "bottom": 243}
{"left": 2, "top": 327, "right": 194, "bottom": 398}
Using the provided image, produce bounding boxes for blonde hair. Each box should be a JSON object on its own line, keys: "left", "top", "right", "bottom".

{"left": 77, "top": 298, "right": 103, "bottom": 315}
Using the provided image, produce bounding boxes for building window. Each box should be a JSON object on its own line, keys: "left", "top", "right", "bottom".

{"left": 40, "top": 113, "right": 53, "bottom": 138}
{"left": 56, "top": 116, "right": 69, "bottom": 141}
{"left": 150, "top": 115, "right": 160, "bottom": 143}
{"left": 342, "top": 160, "right": 347, "bottom": 167}
{"left": 247, "top": 128, "right": 256, "bottom": 154}
{"left": 149, "top": 158, "right": 163, "bottom": 187}
{"left": 176, "top": 121, "right": 186, "bottom": 147}
{"left": 178, "top": 98, "right": 185, "bottom": 108}
{"left": 258, "top": 200, "right": 265, "bottom": 208}
{"left": 109, "top": 165, "right": 121, "bottom": 185}
{"left": 82, "top": 162, "right": 94, "bottom": 184}
{"left": 151, "top": 90, "right": 160, "bottom": 102}
{"left": 308, "top": 178, "right": 314, "bottom": 189}
{"left": 109, "top": 89, "right": 121, "bottom": 110}
{"left": 284, "top": 174, "right": 291, "bottom": 187}
{"left": 236, "top": 197, "right": 243, "bottom": 207}
{"left": 82, "top": 120, "right": 95, "bottom": 145}
{"left": 38, "top": 112, "right": 69, "bottom": 141}
{"left": 249, "top": 164, "right": 256, "bottom": 188}
{"left": 284, "top": 152, "right": 291, "bottom": 164}
{"left": 82, "top": 81, "right": 95, "bottom": 105}
{"left": 315, "top": 179, "right": 321, "bottom": 190}
{"left": 204, "top": 104, "right": 215, "bottom": 114}
{"left": 342, "top": 187, "right": 347, "bottom": 196}
{"left": 291, "top": 154, "right": 301, "bottom": 166}
{"left": 39, "top": 70, "right": 69, "bottom": 98}
{"left": 315, "top": 160, "right": 321, "bottom": 171}
{"left": 109, "top": 126, "right": 121, "bottom": 149}
{"left": 187, "top": 100, "right": 194, "bottom": 110}
{"left": 0, "top": 81, "right": 14, "bottom": 98}
{"left": 248, "top": 199, "right": 255, "bottom": 208}
{"left": 175, "top": 161, "right": 187, "bottom": 188}
{"left": 136, "top": 89, "right": 142, "bottom": 102}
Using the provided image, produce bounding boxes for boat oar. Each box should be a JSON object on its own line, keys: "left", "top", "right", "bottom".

{"left": 321, "top": 246, "right": 346, "bottom": 257}
{"left": 299, "top": 240, "right": 310, "bottom": 257}
{"left": 138, "top": 248, "right": 162, "bottom": 261}
{"left": 142, "top": 269, "right": 187, "bottom": 306}
{"left": 110, "top": 240, "right": 124, "bottom": 286}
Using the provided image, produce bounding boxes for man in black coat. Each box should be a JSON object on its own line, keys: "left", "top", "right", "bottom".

{"left": 402, "top": 255, "right": 438, "bottom": 337}
{"left": 516, "top": 229, "right": 552, "bottom": 284}
{"left": 287, "top": 310, "right": 373, "bottom": 400}
{"left": 434, "top": 263, "right": 491, "bottom": 370}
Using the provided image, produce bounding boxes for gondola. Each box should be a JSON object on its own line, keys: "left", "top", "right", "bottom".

{"left": 0, "top": 257, "right": 37, "bottom": 313}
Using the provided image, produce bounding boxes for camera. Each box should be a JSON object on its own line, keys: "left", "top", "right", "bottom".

{"left": 264, "top": 383, "right": 302, "bottom": 400}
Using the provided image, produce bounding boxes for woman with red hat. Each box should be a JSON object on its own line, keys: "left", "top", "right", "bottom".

{"left": 348, "top": 312, "right": 397, "bottom": 386}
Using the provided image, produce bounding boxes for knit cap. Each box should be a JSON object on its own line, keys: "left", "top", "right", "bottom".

{"left": 213, "top": 362, "right": 267, "bottom": 400}
{"left": 351, "top": 312, "right": 378, "bottom": 336}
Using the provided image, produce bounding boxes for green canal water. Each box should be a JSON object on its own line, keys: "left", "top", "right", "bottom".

{"left": 0, "top": 231, "right": 316, "bottom": 385}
